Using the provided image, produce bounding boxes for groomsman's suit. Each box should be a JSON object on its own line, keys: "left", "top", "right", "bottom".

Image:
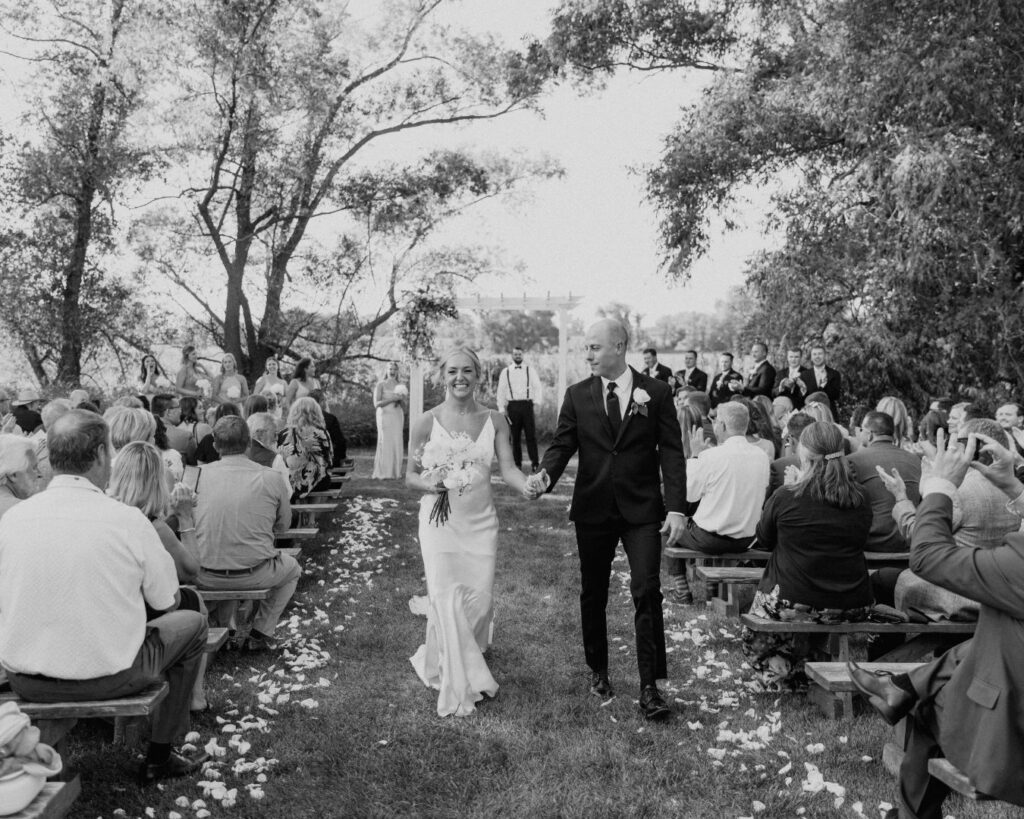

{"left": 708, "top": 368, "right": 742, "bottom": 409}
{"left": 642, "top": 362, "right": 673, "bottom": 383}
{"left": 678, "top": 366, "right": 708, "bottom": 393}
{"left": 798, "top": 366, "right": 843, "bottom": 410}
{"left": 541, "top": 358, "right": 685, "bottom": 695}
{"left": 742, "top": 360, "right": 777, "bottom": 400}
{"left": 774, "top": 367, "right": 810, "bottom": 409}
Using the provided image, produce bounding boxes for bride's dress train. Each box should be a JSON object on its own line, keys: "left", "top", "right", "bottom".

{"left": 410, "top": 414, "right": 499, "bottom": 716}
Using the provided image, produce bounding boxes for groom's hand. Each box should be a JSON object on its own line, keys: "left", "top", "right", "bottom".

{"left": 660, "top": 512, "right": 686, "bottom": 546}
{"left": 522, "top": 469, "right": 550, "bottom": 500}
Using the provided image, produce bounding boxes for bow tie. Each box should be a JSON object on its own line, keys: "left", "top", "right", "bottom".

{"left": 514, "top": 365, "right": 522, "bottom": 369}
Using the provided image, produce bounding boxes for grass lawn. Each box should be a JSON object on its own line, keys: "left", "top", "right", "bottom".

{"left": 63, "top": 449, "right": 1017, "bottom": 819}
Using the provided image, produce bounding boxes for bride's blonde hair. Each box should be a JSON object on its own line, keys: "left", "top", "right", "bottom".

{"left": 436, "top": 346, "right": 482, "bottom": 381}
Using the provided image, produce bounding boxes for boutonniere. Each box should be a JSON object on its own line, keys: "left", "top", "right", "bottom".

{"left": 630, "top": 387, "right": 650, "bottom": 417}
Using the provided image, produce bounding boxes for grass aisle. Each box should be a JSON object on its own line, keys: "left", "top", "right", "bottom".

{"left": 68, "top": 452, "right": 1008, "bottom": 819}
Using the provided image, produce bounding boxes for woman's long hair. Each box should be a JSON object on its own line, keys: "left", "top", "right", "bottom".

{"left": 678, "top": 405, "right": 703, "bottom": 459}
{"left": 876, "top": 396, "right": 913, "bottom": 445}
{"left": 732, "top": 396, "right": 782, "bottom": 459}
{"left": 179, "top": 396, "right": 201, "bottom": 424}
{"left": 288, "top": 396, "right": 325, "bottom": 431}
{"left": 139, "top": 354, "right": 165, "bottom": 384}
{"left": 791, "top": 421, "right": 864, "bottom": 509}
{"left": 293, "top": 357, "right": 313, "bottom": 382}
{"left": 803, "top": 401, "right": 836, "bottom": 425}
{"left": 108, "top": 441, "right": 168, "bottom": 519}
{"left": 918, "top": 410, "right": 947, "bottom": 447}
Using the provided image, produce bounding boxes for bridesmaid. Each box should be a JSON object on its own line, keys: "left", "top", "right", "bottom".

{"left": 211, "top": 353, "right": 249, "bottom": 405}
{"left": 254, "top": 357, "right": 287, "bottom": 399}
{"left": 139, "top": 354, "right": 170, "bottom": 397}
{"left": 175, "top": 346, "right": 211, "bottom": 399}
{"left": 372, "top": 361, "right": 406, "bottom": 479}
{"left": 285, "top": 357, "right": 320, "bottom": 410}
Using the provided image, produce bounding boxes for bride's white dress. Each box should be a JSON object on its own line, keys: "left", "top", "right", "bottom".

{"left": 410, "top": 413, "right": 499, "bottom": 716}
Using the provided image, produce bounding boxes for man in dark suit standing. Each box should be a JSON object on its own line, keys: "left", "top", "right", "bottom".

{"left": 530, "top": 319, "right": 686, "bottom": 721}
{"left": 641, "top": 348, "right": 673, "bottom": 383}
{"left": 707, "top": 352, "right": 742, "bottom": 409}
{"left": 774, "top": 348, "right": 810, "bottom": 409}
{"left": 798, "top": 345, "right": 842, "bottom": 411}
{"left": 677, "top": 350, "right": 708, "bottom": 392}
{"left": 850, "top": 431, "right": 1024, "bottom": 819}
{"left": 742, "top": 342, "right": 776, "bottom": 400}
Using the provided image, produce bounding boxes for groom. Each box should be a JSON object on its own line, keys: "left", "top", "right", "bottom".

{"left": 530, "top": 319, "right": 686, "bottom": 721}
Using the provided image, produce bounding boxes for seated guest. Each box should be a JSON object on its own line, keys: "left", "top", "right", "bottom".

{"left": 876, "top": 396, "right": 914, "bottom": 447}
{"left": 847, "top": 404, "right": 870, "bottom": 441}
{"left": 742, "top": 421, "right": 872, "bottom": 690}
{"left": 12, "top": 389, "right": 44, "bottom": 434}
{"left": 0, "top": 435, "right": 41, "bottom": 519}
{"left": 877, "top": 417, "right": 1019, "bottom": 622}
{"left": 195, "top": 416, "right": 299, "bottom": 651}
{"left": 176, "top": 397, "right": 211, "bottom": 466}
{"left": 152, "top": 394, "right": 190, "bottom": 457}
{"left": 996, "top": 401, "right": 1022, "bottom": 433}
{"left": 681, "top": 391, "right": 716, "bottom": 446}
{"left": 665, "top": 402, "right": 770, "bottom": 604}
{"left": 108, "top": 407, "right": 157, "bottom": 454}
{"left": 246, "top": 412, "right": 290, "bottom": 489}
{"left": 195, "top": 402, "right": 242, "bottom": 464}
{"left": 771, "top": 395, "right": 793, "bottom": 426}
{"left": 917, "top": 409, "right": 947, "bottom": 449}
{"left": 154, "top": 418, "right": 184, "bottom": 484}
{"left": 68, "top": 388, "right": 91, "bottom": 408}
{"left": 277, "top": 397, "right": 333, "bottom": 501}
{"left": 243, "top": 394, "right": 269, "bottom": 418}
{"left": 35, "top": 399, "right": 71, "bottom": 487}
{"left": 847, "top": 411, "right": 922, "bottom": 552}
{"left": 850, "top": 431, "right": 1024, "bottom": 819}
{"left": 0, "top": 410, "right": 207, "bottom": 784}
{"left": 731, "top": 396, "right": 781, "bottom": 459}
{"left": 310, "top": 390, "right": 347, "bottom": 466}
{"left": 767, "top": 412, "right": 815, "bottom": 498}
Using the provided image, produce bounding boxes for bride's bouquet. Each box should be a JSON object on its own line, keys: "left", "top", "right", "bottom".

{"left": 418, "top": 433, "right": 479, "bottom": 526}
{"left": 393, "top": 384, "right": 409, "bottom": 399}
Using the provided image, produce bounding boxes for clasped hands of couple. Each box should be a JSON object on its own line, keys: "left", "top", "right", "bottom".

{"left": 518, "top": 468, "right": 687, "bottom": 545}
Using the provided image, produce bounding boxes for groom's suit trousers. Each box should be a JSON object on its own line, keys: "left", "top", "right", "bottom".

{"left": 574, "top": 518, "right": 667, "bottom": 687}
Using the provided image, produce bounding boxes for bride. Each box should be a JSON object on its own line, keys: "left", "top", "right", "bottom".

{"left": 405, "top": 346, "right": 535, "bottom": 716}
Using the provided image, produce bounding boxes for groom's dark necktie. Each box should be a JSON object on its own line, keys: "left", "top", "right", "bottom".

{"left": 606, "top": 382, "right": 622, "bottom": 436}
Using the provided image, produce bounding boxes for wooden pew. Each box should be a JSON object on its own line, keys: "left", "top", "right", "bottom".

{"left": 290, "top": 502, "right": 337, "bottom": 528}
{"left": 741, "top": 615, "right": 975, "bottom": 715}
{"left": 197, "top": 589, "right": 270, "bottom": 647}
{"left": 297, "top": 490, "right": 342, "bottom": 503}
{"left": 206, "top": 626, "right": 229, "bottom": 654}
{"left": 883, "top": 737, "right": 995, "bottom": 803}
{"left": 276, "top": 547, "right": 303, "bottom": 560}
{"left": 805, "top": 661, "right": 923, "bottom": 720}
{"left": 274, "top": 528, "right": 319, "bottom": 541}
{"left": 694, "top": 566, "right": 762, "bottom": 616}
{"left": 7, "top": 777, "right": 81, "bottom": 819}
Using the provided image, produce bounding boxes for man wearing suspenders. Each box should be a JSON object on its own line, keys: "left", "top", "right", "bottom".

{"left": 496, "top": 346, "right": 544, "bottom": 472}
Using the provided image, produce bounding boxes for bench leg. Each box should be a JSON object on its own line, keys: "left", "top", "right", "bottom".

{"left": 113, "top": 715, "right": 149, "bottom": 748}
{"left": 807, "top": 684, "right": 845, "bottom": 719}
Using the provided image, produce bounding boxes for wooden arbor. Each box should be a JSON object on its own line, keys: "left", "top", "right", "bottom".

{"left": 407, "top": 293, "right": 584, "bottom": 428}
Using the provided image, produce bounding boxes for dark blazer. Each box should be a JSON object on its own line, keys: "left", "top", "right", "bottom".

{"left": 911, "top": 493, "right": 1024, "bottom": 805}
{"left": 679, "top": 367, "right": 708, "bottom": 393}
{"left": 767, "top": 454, "right": 799, "bottom": 500}
{"left": 742, "top": 361, "right": 777, "bottom": 400}
{"left": 774, "top": 368, "right": 810, "bottom": 409}
{"left": 541, "top": 369, "right": 686, "bottom": 525}
{"left": 847, "top": 441, "right": 922, "bottom": 552}
{"left": 642, "top": 362, "right": 673, "bottom": 383}
{"left": 798, "top": 366, "right": 842, "bottom": 410}
{"left": 708, "top": 369, "right": 742, "bottom": 409}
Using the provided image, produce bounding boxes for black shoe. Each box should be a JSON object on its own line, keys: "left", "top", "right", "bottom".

{"left": 138, "top": 751, "right": 207, "bottom": 787}
{"left": 589, "top": 671, "right": 614, "bottom": 700}
{"left": 639, "top": 685, "right": 671, "bottom": 722}
{"left": 847, "top": 661, "right": 916, "bottom": 725}
{"left": 245, "top": 629, "right": 277, "bottom": 652}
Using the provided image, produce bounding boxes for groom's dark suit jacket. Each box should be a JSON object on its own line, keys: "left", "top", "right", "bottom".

{"left": 540, "top": 369, "right": 686, "bottom": 524}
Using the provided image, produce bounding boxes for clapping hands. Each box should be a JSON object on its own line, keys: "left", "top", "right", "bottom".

{"left": 522, "top": 468, "right": 550, "bottom": 500}
{"left": 875, "top": 465, "right": 908, "bottom": 503}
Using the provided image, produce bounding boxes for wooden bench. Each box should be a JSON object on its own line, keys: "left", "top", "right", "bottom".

{"left": 274, "top": 527, "right": 319, "bottom": 541}
{"left": 7, "top": 777, "right": 81, "bottom": 819}
{"left": 695, "top": 566, "right": 762, "bottom": 616}
{"left": 298, "top": 490, "right": 342, "bottom": 502}
{"left": 0, "top": 683, "right": 169, "bottom": 775}
{"left": 741, "top": 615, "right": 976, "bottom": 715}
{"left": 206, "top": 626, "right": 229, "bottom": 654}
{"left": 291, "top": 502, "right": 337, "bottom": 528}
{"left": 805, "top": 661, "right": 923, "bottom": 720}
{"left": 664, "top": 546, "right": 910, "bottom": 564}
{"left": 276, "top": 546, "right": 303, "bottom": 560}
{"left": 197, "top": 589, "right": 270, "bottom": 646}
{"left": 883, "top": 740, "right": 993, "bottom": 802}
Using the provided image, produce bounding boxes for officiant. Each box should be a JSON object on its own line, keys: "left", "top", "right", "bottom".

{"left": 497, "top": 345, "right": 543, "bottom": 473}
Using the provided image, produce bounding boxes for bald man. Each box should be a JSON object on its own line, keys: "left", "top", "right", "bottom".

{"left": 531, "top": 319, "right": 686, "bottom": 721}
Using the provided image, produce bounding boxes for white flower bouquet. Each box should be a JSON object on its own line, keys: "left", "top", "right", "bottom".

{"left": 417, "top": 432, "right": 480, "bottom": 526}
{"left": 226, "top": 384, "right": 242, "bottom": 399}
{"left": 195, "top": 378, "right": 211, "bottom": 397}
{"left": 393, "top": 384, "right": 409, "bottom": 398}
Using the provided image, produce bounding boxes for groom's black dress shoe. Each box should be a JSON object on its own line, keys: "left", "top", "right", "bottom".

{"left": 639, "top": 685, "right": 671, "bottom": 721}
{"left": 847, "top": 661, "right": 916, "bottom": 725}
{"left": 590, "top": 671, "right": 614, "bottom": 700}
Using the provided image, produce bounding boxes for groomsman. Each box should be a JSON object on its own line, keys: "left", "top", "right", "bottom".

{"left": 708, "top": 353, "right": 742, "bottom": 409}
{"left": 641, "top": 348, "right": 673, "bottom": 383}
{"left": 798, "top": 345, "right": 843, "bottom": 411}
{"left": 496, "top": 346, "right": 543, "bottom": 472}
{"left": 676, "top": 350, "right": 708, "bottom": 392}
{"left": 741, "top": 342, "right": 776, "bottom": 400}
{"left": 774, "top": 348, "right": 810, "bottom": 409}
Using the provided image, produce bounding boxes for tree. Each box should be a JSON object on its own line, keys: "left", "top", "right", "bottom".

{"left": 478, "top": 311, "right": 561, "bottom": 353}
{"left": 551, "top": 0, "right": 1024, "bottom": 407}
{"left": 0, "top": 0, "right": 164, "bottom": 385}
{"left": 155, "top": 0, "right": 553, "bottom": 381}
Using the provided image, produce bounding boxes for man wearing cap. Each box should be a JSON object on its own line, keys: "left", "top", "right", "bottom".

{"left": 12, "top": 389, "right": 43, "bottom": 434}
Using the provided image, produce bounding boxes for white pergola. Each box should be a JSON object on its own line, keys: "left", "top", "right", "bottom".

{"left": 407, "top": 293, "right": 584, "bottom": 425}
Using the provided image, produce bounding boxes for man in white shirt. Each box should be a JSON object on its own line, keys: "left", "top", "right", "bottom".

{"left": 665, "top": 402, "right": 771, "bottom": 604}
{"left": 496, "top": 346, "right": 543, "bottom": 472}
{"left": 0, "top": 410, "right": 208, "bottom": 786}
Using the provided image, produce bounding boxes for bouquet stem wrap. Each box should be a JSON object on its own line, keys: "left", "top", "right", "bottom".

{"left": 429, "top": 488, "right": 451, "bottom": 526}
